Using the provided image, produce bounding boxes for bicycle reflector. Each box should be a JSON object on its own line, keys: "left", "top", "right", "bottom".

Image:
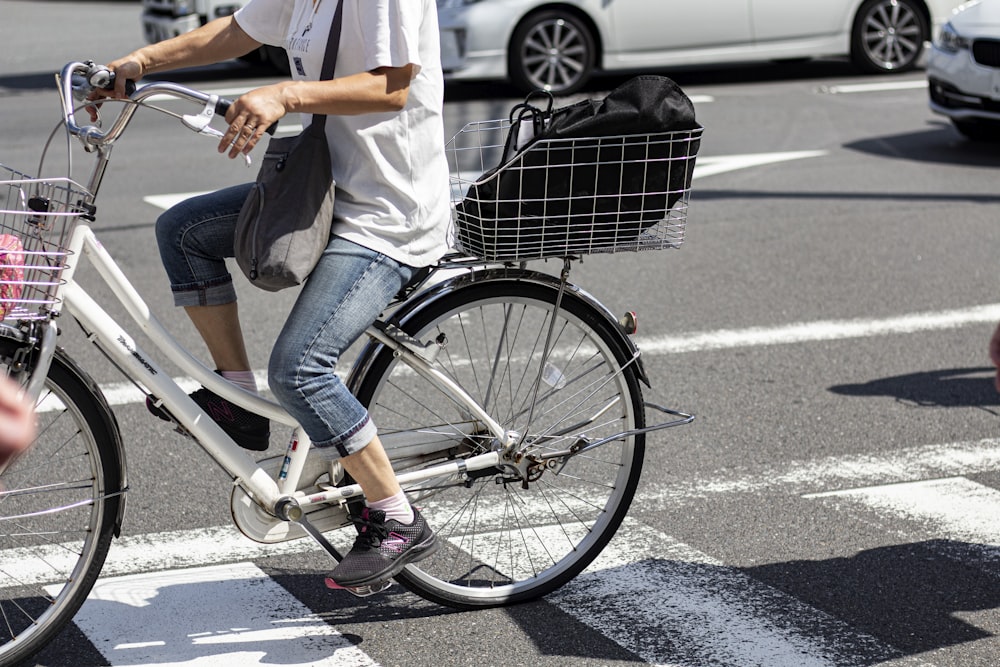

{"left": 619, "top": 311, "right": 638, "bottom": 335}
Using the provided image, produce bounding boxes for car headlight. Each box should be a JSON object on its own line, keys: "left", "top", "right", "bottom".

{"left": 936, "top": 22, "right": 971, "bottom": 53}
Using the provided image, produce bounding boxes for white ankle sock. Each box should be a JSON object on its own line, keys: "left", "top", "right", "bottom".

{"left": 368, "top": 491, "right": 414, "bottom": 524}
{"left": 220, "top": 370, "right": 258, "bottom": 394}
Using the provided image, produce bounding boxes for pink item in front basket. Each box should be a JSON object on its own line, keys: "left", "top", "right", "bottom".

{"left": 0, "top": 234, "right": 24, "bottom": 320}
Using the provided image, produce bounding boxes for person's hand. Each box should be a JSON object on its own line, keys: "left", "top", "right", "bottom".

{"left": 86, "top": 57, "right": 145, "bottom": 122}
{"left": 0, "top": 377, "right": 34, "bottom": 466}
{"left": 219, "top": 83, "right": 288, "bottom": 159}
{"left": 990, "top": 321, "right": 1000, "bottom": 393}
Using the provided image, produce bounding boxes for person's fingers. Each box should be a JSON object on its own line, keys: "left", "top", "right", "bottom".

{"left": 219, "top": 118, "right": 265, "bottom": 158}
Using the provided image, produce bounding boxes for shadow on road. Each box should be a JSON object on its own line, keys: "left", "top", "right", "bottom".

{"left": 846, "top": 124, "right": 1000, "bottom": 168}
{"left": 747, "top": 539, "right": 1000, "bottom": 657}
{"left": 829, "top": 366, "right": 999, "bottom": 409}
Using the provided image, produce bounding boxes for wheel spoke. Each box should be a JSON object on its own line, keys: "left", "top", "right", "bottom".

{"left": 357, "top": 279, "right": 646, "bottom": 607}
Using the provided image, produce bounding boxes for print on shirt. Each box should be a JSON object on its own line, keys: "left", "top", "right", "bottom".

{"left": 287, "top": 0, "right": 325, "bottom": 76}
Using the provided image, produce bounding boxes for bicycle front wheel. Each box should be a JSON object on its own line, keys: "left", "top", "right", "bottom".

{"left": 354, "top": 276, "right": 646, "bottom": 608}
{"left": 0, "top": 336, "right": 123, "bottom": 666}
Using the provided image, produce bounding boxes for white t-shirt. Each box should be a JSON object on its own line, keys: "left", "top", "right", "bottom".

{"left": 235, "top": 0, "right": 451, "bottom": 267}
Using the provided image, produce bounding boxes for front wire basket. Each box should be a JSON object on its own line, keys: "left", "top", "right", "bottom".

{"left": 446, "top": 120, "right": 702, "bottom": 262}
{"left": 0, "top": 164, "right": 92, "bottom": 321}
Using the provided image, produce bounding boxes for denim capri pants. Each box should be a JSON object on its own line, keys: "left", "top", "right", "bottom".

{"left": 154, "top": 183, "right": 415, "bottom": 457}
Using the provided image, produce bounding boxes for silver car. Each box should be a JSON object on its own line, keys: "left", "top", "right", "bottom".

{"left": 928, "top": 0, "right": 1000, "bottom": 140}
{"left": 438, "top": 0, "right": 965, "bottom": 95}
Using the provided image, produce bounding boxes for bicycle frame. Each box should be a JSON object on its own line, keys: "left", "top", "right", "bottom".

{"left": 42, "top": 216, "right": 514, "bottom": 521}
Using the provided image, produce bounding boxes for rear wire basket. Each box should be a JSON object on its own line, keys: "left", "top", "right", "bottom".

{"left": 446, "top": 120, "right": 702, "bottom": 262}
{"left": 0, "top": 164, "right": 91, "bottom": 320}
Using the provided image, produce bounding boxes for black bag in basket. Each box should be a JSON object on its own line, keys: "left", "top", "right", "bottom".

{"left": 456, "top": 75, "right": 701, "bottom": 259}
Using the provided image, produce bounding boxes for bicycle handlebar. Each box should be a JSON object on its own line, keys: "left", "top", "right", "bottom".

{"left": 58, "top": 61, "right": 277, "bottom": 150}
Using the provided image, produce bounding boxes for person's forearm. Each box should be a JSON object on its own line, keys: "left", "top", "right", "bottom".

{"left": 279, "top": 66, "right": 413, "bottom": 117}
{"left": 132, "top": 17, "right": 260, "bottom": 75}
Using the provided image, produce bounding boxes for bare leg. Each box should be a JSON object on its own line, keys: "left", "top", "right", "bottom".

{"left": 184, "top": 303, "right": 252, "bottom": 372}
{"left": 327, "top": 433, "right": 436, "bottom": 589}
{"left": 339, "top": 435, "right": 402, "bottom": 504}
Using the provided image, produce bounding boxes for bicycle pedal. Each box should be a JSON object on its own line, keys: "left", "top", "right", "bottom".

{"left": 324, "top": 577, "right": 392, "bottom": 597}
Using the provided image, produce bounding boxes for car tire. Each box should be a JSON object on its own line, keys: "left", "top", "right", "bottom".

{"left": 953, "top": 119, "right": 1000, "bottom": 142}
{"left": 850, "top": 0, "right": 929, "bottom": 73}
{"left": 509, "top": 10, "right": 596, "bottom": 96}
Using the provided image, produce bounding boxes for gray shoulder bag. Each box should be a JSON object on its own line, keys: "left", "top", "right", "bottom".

{"left": 234, "top": 0, "right": 343, "bottom": 292}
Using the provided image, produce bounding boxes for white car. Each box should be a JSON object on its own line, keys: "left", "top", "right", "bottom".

{"left": 438, "top": 0, "right": 965, "bottom": 95}
{"left": 928, "top": 0, "right": 1000, "bottom": 139}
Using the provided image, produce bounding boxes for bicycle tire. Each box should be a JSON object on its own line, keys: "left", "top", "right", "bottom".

{"left": 0, "top": 336, "right": 123, "bottom": 666}
{"left": 353, "top": 277, "right": 645, "bottom": 608}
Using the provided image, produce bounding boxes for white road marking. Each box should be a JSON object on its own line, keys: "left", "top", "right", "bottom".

{"left": 634, "top": 303, "right": 1000, "bottom": 354}
{"left": 24, "top": 434, "right": 995, "bottom": 664}
{"left": 691, "top": 150, "right": 828, "bottom": 178}
{"left": 3, "top": 525, "right": 321, "bottom": 587}
{"left": 806, "top": 476, "right": 1000, "bottom": 546}
{"left": 66, "top": 520, "right": 918, "bottom": 666}
{"left": 553, "top": 520, "right": 919, "bottom": 667}
{"left": 56, "top": 563, "right": 376, "bottom": 666}
{"left": 7, "top": 437, "right": 982, "bottom": 586}
{"left": 819, "top": 80, "right": 927, "bottom": 94}
{"left": 646, "top": 438, "right": 1000, "bottom": 504}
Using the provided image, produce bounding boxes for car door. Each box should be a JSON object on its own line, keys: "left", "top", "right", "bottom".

{"left": 748, "top": 0, "right": 856, "bottom": 42}
{"left": 603, "top": 0, "right": 753, "bottom": 61}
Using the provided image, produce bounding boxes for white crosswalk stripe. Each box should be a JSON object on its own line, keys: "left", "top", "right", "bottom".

{"left": 49, "top": 436, "right": 998, "bottom": 665}
{"left": 59, "top": 564, "right": 376, "bottom": 667}
{"left": 806, "top": 477, "right": 1000, "bottom": 548}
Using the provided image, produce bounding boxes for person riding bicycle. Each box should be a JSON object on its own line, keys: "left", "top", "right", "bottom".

{"left": 95, "top": 0, "right": 450, "bottom": 590}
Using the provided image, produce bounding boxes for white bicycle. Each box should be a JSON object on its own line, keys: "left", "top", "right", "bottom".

{"left": 0, "top": 61, "right": 700, "bottom": 665}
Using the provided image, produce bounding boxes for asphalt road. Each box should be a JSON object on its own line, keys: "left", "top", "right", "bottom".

{"left": 2, "top": 1, "right": 1000, "bottom": 666}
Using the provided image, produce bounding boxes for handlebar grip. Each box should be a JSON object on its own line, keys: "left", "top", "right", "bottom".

{"left": 215, "top": 98, "right": 278, "bottom": 136}
{"left": 95, "top": 70, "right": 135, "bottom": 96}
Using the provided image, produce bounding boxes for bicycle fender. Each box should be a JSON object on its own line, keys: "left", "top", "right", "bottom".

{"left": 347, "top": 267, "right": 651, "bottom": 393}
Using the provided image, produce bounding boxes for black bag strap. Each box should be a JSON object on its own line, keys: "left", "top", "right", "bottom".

{"left": 310, "top": 0, "right": 344, "bottom": 132}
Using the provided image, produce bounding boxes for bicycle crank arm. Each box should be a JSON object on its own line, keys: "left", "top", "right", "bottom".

{"left": 293, "top": 508, "right": 394, "bottom": 598}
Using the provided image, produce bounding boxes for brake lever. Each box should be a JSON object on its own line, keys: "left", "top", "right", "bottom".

{"left": 182, "top": 96, "right": 252, "bottom": 167}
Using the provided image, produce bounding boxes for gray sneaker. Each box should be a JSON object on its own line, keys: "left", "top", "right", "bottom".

{"left": 327, "top": 507, "right": 438, "bottom": 588}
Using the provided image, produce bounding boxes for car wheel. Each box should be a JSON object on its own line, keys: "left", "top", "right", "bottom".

{"left": 509, "top": 10, "right": 596, "bottom": 96}
{"left": 850, "top": 0, "right": 929, "bottom": 73}
{"left": 953, "top": 119, "right": 1000, "bottom": 142}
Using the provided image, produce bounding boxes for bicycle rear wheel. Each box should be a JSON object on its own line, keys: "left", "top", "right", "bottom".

{"left": 0, "top": 335, "right": 123, "bottom": 665}
{"left": 353, "top": 276, "right": 645, "bottom": 608}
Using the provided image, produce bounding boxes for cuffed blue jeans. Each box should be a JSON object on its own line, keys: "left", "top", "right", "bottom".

{"left": 155, "top": 184, "right": 415, "bottom": 456}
